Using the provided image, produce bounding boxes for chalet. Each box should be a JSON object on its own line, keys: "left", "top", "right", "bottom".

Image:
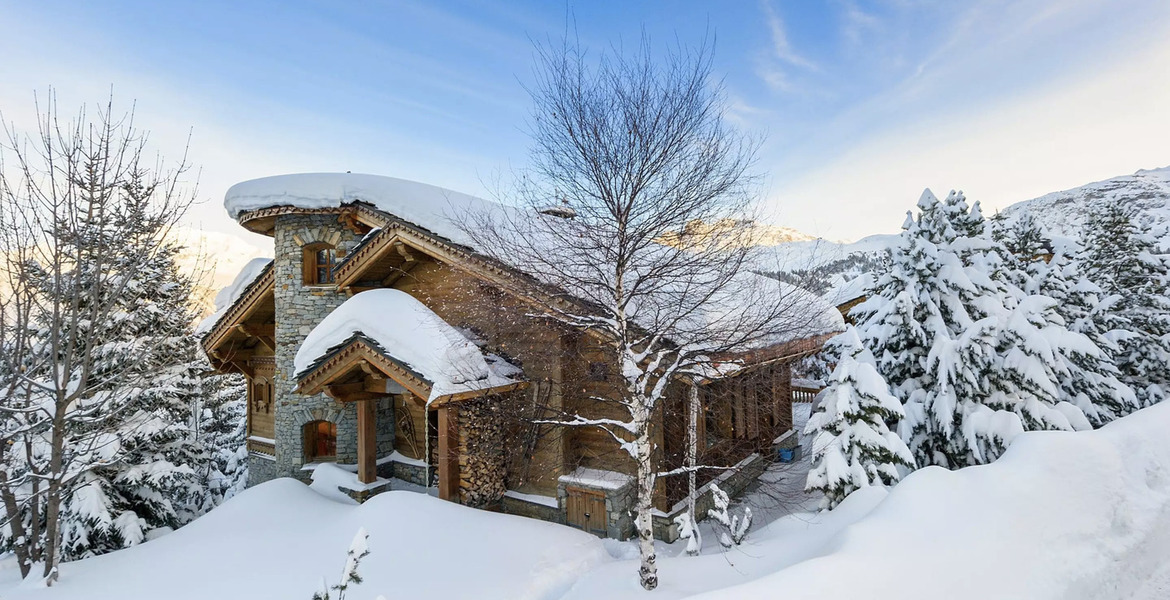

{"left": 199, "top": 173, "right": 843, "bottom": 540}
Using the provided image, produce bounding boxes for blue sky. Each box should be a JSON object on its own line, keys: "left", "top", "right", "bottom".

{"left": 1, "top": 0, "right": 1168, "bottom": 251}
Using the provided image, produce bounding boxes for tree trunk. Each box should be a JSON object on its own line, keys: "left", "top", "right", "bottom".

{"left": 0, "top": 470, "right": 31, "bottom": 578}
{"left": 685, "top": 382, "right": 699, "bottom": 556}
{"left": 634, "top": 414, "right": 658, "bottom": 590}
{"left": 42, "top": 398, "right": 68, "bottom": 585}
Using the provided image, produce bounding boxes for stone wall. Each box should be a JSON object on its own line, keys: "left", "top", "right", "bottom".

{"left": 265, "top": 213, "right": 365, "bottom": 481}
{"left": 247, "top": 454, "right": 279, "bottom": 486}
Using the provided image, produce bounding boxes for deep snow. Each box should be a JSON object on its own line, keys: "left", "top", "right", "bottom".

{"left": 1, "top": 480, "right": 608, "bottom": 600}
{"left": 6, "top": 402, "right": 1170, "bottom": 599}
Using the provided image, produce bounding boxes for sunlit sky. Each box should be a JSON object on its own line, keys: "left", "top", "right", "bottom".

{"left": 2, "top": 0, "right": 1168, "bottom": 253}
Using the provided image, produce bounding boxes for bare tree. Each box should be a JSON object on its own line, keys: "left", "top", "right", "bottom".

{"left": 0, "top": 91, "right": 198, "bottom": 583}
{"left": 462, "top": 36, "right": 826, "bottom": 590}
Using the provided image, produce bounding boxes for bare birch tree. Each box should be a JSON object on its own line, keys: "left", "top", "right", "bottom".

{"left": 0, "top": 91, "right": 199, "bottom": 583}
{"left": 462, "top": 36, "right": 828, "bottom": 590}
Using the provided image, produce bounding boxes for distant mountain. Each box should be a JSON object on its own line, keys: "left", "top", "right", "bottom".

{"left": 996, "top": 166, "right": 1170, "bottom": 239}
{"left": 759, "top": 165, "right": 1170, "bottom": 302}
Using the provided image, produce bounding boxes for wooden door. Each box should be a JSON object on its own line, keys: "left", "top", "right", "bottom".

{"left": 566, "top": 487, "right": 607, "bottom": 536}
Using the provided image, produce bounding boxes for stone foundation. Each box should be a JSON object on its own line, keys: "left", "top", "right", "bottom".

{"left": 247, "top": 453, "right": 280, "bottom": 486}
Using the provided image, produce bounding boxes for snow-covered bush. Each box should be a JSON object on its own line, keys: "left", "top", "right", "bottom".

{"left": 673, "top": 511, "right": 702, "bottom": 556}
{"left": 312, "top": 528, "right": 385, "bottom": 600}
{"left": 707, "top": 484, "right": 751, "bottom": 548}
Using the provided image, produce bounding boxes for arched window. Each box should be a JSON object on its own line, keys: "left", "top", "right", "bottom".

{"left": 302, "top": 242, "right": 337, "bottom": 286}
{"left": 303, "top": 420, "right": 337, "bottom": 462}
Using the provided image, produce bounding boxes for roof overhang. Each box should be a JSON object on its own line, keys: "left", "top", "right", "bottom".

{"left": 235, "top": 203, "right": 382, "bottom": 237}
{"left": 201, "top": 264, "right": 277, "bottom": 374}
{"left": 696, "top": 332, "right": 837, "bottom": 385}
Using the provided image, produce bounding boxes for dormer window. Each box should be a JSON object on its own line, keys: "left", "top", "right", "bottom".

{"left": 303, "top": 242, "right": 337, "bottom": 286}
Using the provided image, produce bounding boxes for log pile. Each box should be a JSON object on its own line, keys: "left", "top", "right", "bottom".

{"left": 458, "top": 398, "right": 507, "bottom": 506}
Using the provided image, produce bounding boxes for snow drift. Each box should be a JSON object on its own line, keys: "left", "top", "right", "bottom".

{"left": 692, "top": 401, "right": 1170, "bottom": 600}
{"left": 4, "top": 480, "right": 608, "bottom": 600}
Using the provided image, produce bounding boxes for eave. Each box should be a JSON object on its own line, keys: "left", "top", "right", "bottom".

{"left": 200, "top": 264, "right": 276, "bottom": 374}
{"left": 235, "top": 204, "right": 383, "bottom": 237}
{"left": 294, "top": 335, "right": 527, "bottom": 407}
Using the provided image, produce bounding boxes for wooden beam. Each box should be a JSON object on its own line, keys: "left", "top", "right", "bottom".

{"left": 363, "top": 377, "right": 389, "bottom": 393}
{"left": 238, "top": 323, "right": 275, "bottom": 338}
{"left": 437, "top": 406, "right": 459, "bottom": 502}
{"left": 357, "top": 399, "right": 377, "bottom": 484}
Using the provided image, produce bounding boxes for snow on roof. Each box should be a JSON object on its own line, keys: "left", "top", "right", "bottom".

{"left": 293, "top": 289, "right": 522, "bottom": 401}
{"left": 195, "top": 257, "right": 273, "bottom": 336}
{"left": 558, "top": 467, "right": 633, "bottom": 491}
{"left": 225, "top": 173, "right": 841, "bottom": 350}
{"left": 224, "top": 173, "right": 495, "bottom": 247}
{"left": 823, "top": 272, "right": 874, "bottom": 307}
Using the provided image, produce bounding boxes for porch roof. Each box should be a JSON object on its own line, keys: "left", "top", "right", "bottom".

{"left": 294, "top": 289, "right": 525, "bottom": 404}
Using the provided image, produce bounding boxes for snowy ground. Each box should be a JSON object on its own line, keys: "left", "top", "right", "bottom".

{"left": 4, "top": 401, "right": 1170, "bottom": 599}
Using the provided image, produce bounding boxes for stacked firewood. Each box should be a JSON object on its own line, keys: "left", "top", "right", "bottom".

{"left": 457, "top": 398, "right": 507, "bottom": 506}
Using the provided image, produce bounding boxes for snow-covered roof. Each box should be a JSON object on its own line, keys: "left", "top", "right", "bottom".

{"left": 225, "top": 173, "right": 494, "bottom": 247}
{"left": 224, "top": 173, "right": 842, "bottom": 351}
{"left": 823, "top": 273, "right": 875, "bottom": 307}
{"left": 196, "top": 257, "right": 273, "bottom": 336}
{"left": 293, "top": 289, "right": 522, "bottom": 402}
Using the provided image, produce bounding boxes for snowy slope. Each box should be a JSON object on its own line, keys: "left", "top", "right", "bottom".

{"left": 998, "top": 166, "right": 1170, "bottom": 239}
{"left": 4, "top": 403, "right": 1170, "bottom": 599}
{"left": 691, "top": 401, "right": 1170, "bottom": 600}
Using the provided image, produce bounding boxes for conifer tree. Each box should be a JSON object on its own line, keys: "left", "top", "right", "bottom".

{"left": 854, "top": 190, "right": 1012, "bottom": 468}
{"left": 805, "top": 327, "right": 914, "bottom": 509}
{"left": 56, "top": 203, "right": 213, "bottom": 558}
{"left": 1081, "top": 204, "right": 1170, "bottom": 407}
{"left": 993, "top": 216, "right": 1137, "bottom": 426}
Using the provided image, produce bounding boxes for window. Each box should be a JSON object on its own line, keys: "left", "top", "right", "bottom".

{"left": 250, "top": 377, "right": 272, "bottom": 416}
{"left": 303, "top": 420, "right": 337, "bottom": 462}
{"left": 587, "top": 362, "right": 609, "bottom": 382}
{"left": 302, "top": 243, "right": 337, "bottom": 285}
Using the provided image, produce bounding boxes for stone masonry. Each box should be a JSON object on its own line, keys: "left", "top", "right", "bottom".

{"left": 254, "top": 213, "right": 391, "bottom": 482}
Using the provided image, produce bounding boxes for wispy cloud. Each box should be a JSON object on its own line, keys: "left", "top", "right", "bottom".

{"left": 756, "top": 0, "right": 818, "bottom": 92}
{"left": 761, "top": 1, "right": 818, "bottom": 70}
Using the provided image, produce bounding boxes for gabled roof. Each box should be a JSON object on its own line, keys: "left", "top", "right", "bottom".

{"left": 294, "top": 289, "right": 525, "bottom": 404}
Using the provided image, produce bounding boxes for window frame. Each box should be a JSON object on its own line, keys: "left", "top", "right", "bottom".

{"left": 303, "top": 420, "right": 338, "bottom": 463}
{"left": 302, "top": 242, "right": 338, "bottom": 286}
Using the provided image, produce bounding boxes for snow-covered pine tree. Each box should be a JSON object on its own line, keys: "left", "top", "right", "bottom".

{"left": 854, "top": 190, "right": 1009, "bottom": 468}
{"left": 57, "top": 195, "right": 214, "bottom": 558}
{"left": 941, "top": 193, "right": 1095, "bottom": 454}
{"left": 992, "top": 216, "right": 1137, "bottom": 426}
{"left": 1081, "top": 203, "right": 1170, "bottom": 407}
{"left": 197, "top": 370, "right": 248, "bottom": 508}
{"left": 805, "top": 326, "right": 914, "bottom": 510}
